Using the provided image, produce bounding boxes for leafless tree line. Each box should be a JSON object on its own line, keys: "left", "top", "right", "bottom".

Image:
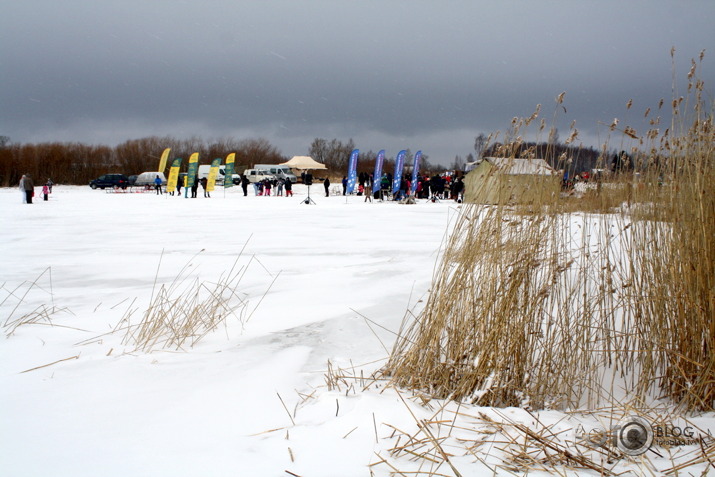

{"left": 0, "top": 136, "right": 284, "bottom": 186}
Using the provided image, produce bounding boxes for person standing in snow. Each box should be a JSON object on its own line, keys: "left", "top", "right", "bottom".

{"left": 241, "top": 174, "right": 251, "bottom": 197}
{"left": 342, "top": 176, "right": 347, "bottom": 195}
{"left": 46, "top": 178, "right": 54, "bottom": 193}
{"left": 241, "top": 174, "right": 250, "bottom": 196}
{"left": 431, "top": 174, "right": 442, "bottom": 199}
{"left": 453, "top": 177, "right": 464, "bottom": 202}
{"left": 19, "top": 175, "right": 26, "bottom": 203}
{"left": 42, "top": 183, "right": 50, "bottom": 201}
{"left": 154, "top": 175, "right": 163, "bottom": 195}
{"left": 323, "top": 177, "right": 330, "bottom": 197}
{"left": 380, "top": 174, "right": 390, "bottom": 199}
{"left": 284, "top": 178, "right": 293, "bottom": 197}
{"left": 200, "top": 177, "right": 209, "bottom": 197}
{"left": 22, "top": 174, "right": 34, "bottom": 204}
{"left": 191, "top": 176, "right": 199, "bottom": 198}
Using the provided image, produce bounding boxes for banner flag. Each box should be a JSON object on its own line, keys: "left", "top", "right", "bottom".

{"left": 346, "top": 149, "right": 359, "bottom": 194}
{"left": 186, "top": 153, "right": 199, "bottom": 196}
{"left": 410, "top": 150, "right": 422, "bottom": 195}
{"left": 392, "top": 150, "right": 406, "bottom": 194}
{"left": 158, "top": 148, "right": 171, "bottom": 173}
{"left": 166, "top": 158, "right": 183, "bottom": 192}
{"left": 224, "top": 153, "right": 236, "bottom": 188}
{"left": 371, "top": 150, "right": 385, "bottom": 193}
{"left": 206, "top": 158, "right": 221, "bottom": 192}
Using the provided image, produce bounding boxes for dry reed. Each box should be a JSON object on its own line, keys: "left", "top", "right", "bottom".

{"left": 1, "top": 267, "right": 74, "bottom": 337}
{"left": 365, "top": 387, "right": 715, "bottom": 475}
{"left": 383, "top": 53, "right": 714, "bottom": 412}
{"left": 121, "top": 251, "right": 253, "bottom": 352}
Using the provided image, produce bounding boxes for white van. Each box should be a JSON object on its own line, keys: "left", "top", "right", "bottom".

{"left": 243, "top": 168, "right": 277, "bottom": 183}
{"left": 198, "top": 165, "right": 241, "bottom": 185}
{"left": 133, "top": 172, "right": 166, "bottom": 187}
{"left": 252, "top": 164, "right": 298, "bottom": 183}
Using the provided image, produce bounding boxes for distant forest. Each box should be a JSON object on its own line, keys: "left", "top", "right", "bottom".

{"left": 0, "top": 134, "right": 613, "bottom": 186}
{"left": 0, "top": 136, "right": 286, "bottom": 187}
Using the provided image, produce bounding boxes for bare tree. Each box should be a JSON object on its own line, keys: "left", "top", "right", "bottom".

{"left": 450, "top": 155, "right": 466, "bottom": 172}
{"left": 309, "top": 138, "right": 355, "bottom": 174}
{"left": 236, "top": 138, "right": 284, "bottom": 169}
{"left": 474, "top": 133, "right": 487, "bottom": 159}
{"left": 548, "top": 127, "right": 560, "bottom": 144}
{"left": 309, "top": 138, "right": 328, "bottom": 164}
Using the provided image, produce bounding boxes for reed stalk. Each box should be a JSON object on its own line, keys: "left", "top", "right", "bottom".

{"left": 384, "top": 54, "right": 714, "bottom": 412}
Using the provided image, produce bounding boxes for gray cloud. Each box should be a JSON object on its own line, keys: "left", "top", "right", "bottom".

{"left": 2, "top": 0, "right": 713, "bottom": 164}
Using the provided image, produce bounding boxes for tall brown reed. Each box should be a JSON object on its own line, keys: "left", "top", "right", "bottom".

{"left": 384, "top": 55, "right": 714, "bottom": 411}
{"left": 625, "top": 56, "right": 714, "bottom": 409}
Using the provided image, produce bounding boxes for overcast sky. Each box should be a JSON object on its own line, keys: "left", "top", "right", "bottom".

{"left": 2, "top": 1, "right": 713, "bottom": 164}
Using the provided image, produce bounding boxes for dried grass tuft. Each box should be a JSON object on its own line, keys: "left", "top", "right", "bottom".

{"left": 121, "top": 251, "right": 256, "bottom": 352}
{"left": 2, "top": 267, "right": 74, "bottom": 337}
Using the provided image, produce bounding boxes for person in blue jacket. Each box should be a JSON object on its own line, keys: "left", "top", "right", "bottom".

{"left": 154, "top": 175, "right": 163, "bottom": 195}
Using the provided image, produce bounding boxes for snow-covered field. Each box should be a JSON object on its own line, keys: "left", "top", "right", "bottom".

{"left": 1, "top": 185, "right": 711, "bottom": 476}
{"left": 0, "top": 184, "right": 454, "bottom": 476}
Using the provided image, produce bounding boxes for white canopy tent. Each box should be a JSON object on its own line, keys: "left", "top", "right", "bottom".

{"left": 280, "top": 156, "right": 327, "bottom": 204}
{"left": 279, "top": 156, "right": 327, "bottom": 171}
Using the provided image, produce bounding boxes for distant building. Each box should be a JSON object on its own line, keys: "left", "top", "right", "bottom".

{"left": 463, "top": 157, "right": 560, "bottom": 204}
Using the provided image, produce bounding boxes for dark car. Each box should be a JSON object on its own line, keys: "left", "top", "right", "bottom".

{"left": 89, "top": 174, "right": 129, "bottom": 189}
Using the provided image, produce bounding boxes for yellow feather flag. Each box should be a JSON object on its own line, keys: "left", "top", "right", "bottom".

{"left": 186, "top": 153, "right": 199, "bottom": 188}
{"left": 158, "top": 148, "right": 171, "bottom": 173}
{"left": 207, "top": 158, "right": 222, "bottom": 192}
{"left": 224, "top": 153, "right": 236, "bottom": 189}
{"left": 166, "top": 158, "right": 183, "bottom": 192}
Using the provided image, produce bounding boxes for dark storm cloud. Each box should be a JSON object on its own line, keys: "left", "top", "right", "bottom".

{"left": 1, "top": 1, "right": 713, "bottom": 162}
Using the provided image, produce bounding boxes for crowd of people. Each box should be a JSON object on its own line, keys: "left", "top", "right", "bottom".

{"left": 176, "top": 171, "right": 467, "bottom": 202}
{"left": 18, "top": 171, "right": 466, "bottom": 203}
{"left": 251, "top": 177, "right": 294, "bottom": 197}
{"left": 157, "top": 170, "right": 467, "bottom": 202}
{"left": 166, "top": 174, "right": 294, "bottom": 198}
{"left": 349, "top": 171, "right": 465, "bottom": 202}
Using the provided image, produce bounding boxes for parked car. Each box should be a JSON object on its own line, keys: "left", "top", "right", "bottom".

{"left": 89, "top": 174, "right": 129, "bottom": 189}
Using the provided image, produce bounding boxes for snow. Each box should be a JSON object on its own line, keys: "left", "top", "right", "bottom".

{"left": 1, "top": 185, "right": 712, "bottom": 476}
